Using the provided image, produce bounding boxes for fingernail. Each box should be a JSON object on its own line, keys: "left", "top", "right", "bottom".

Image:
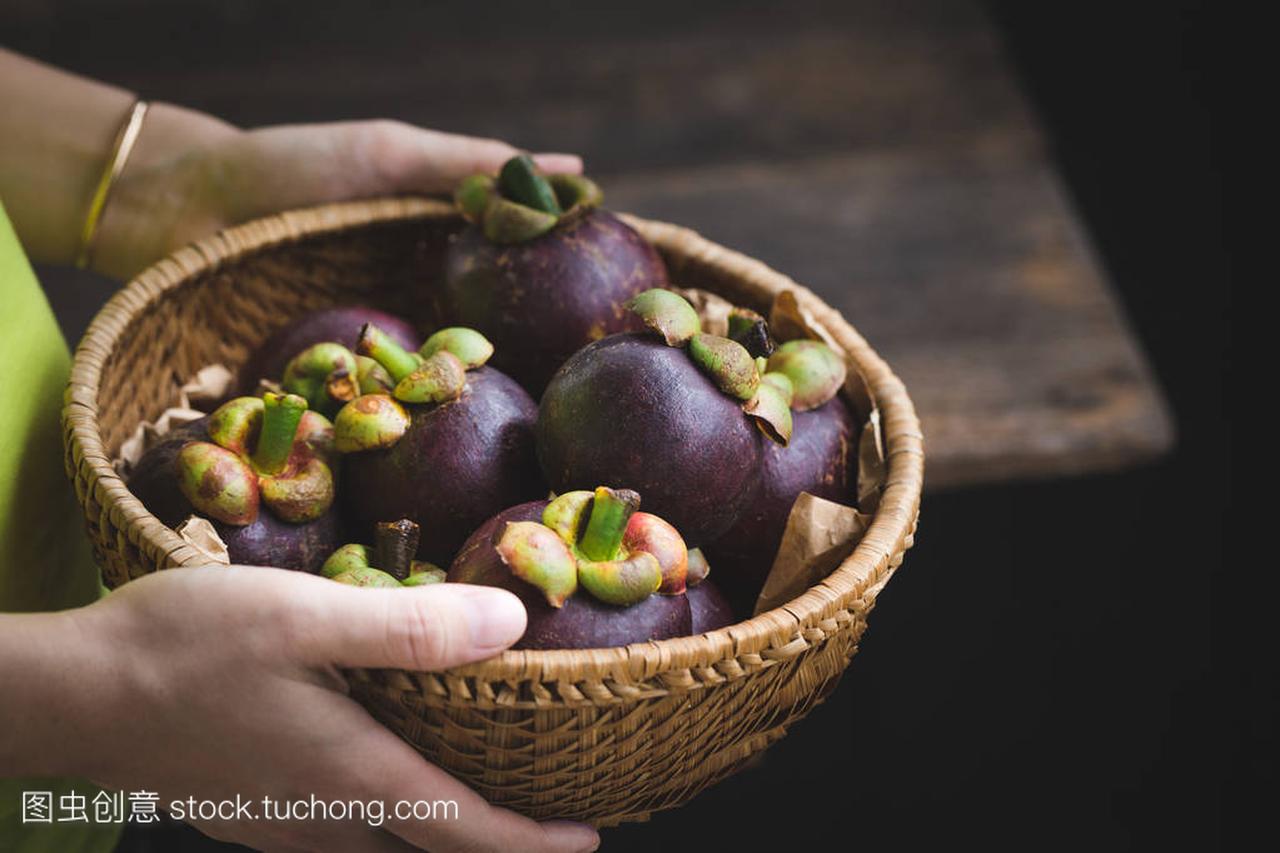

{"left": 532, "top": 152, "right": 584, "bottom": 174}
{"left": 542, "top": 820, "right": 600, "bottom": 852}
{"left": 456, "top": 585, "right": 527, "bottom": 650}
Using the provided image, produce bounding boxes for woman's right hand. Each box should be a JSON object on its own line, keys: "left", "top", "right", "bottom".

{"left": 27, "top": 565, "right": 599, "bottom": 852}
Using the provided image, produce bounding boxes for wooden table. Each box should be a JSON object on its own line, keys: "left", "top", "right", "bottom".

{"left": 18, "top": 0, "right": 1173, "bottom": 492}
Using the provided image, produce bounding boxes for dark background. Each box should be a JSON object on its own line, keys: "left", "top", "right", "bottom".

{"left": 7, "top": 1, "right": 1237, "bottom": 850}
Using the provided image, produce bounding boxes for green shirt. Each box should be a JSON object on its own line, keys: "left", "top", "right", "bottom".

{"left": 0, "top": 201, "right": 122, "bottom": 851}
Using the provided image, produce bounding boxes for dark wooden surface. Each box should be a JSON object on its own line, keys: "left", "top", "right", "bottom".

{"left": 14, "top": 0, "right": 1172, "bottom": 490}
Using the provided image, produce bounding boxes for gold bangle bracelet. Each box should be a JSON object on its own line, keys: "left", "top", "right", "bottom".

{"left": 77, "top": 100, "right": 149, "bottom": 270}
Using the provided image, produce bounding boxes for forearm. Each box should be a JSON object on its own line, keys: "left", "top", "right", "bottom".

{"left": 0, "top": 50, "right": 134, "bottom": 266}
{"left": 0, "top": 49, "right": 240, "bottom": 277}
{"left": 0, "top": 610, "right": 111, "bottom": 778}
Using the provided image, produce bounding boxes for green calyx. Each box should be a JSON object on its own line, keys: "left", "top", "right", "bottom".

{"left": 686, "top": 547, "right": 710, "bottom": 587}
{"left": 483, "top": 198, "right": 559, "bottom": 244}
{"left": 402, "top": 564, "right": 447, "bottom": 586}
{"left": 419, "top": 327, "right": 494, "bottom": 369}
{"left": 454, "top": 154, "right": 604, "bottom": 245}
{"left": 625, "top": 289, "right": 702, "bottom": 346}
{"left": 332, "top": 394, "right": 411, "bottom": 452}
{"left": 548, "top": 173, "right": 604, "bottom": 211}
{"left": 362, "top": 322, "right": 493, "bottom": 404}
{"left": 259, "top": 455, "right": 334, "bottom": 523}
{"left": 623, "top": 289, "right": 794, "bottom": 446}
{"left": 176, "top": 442, "right": 259, "bottom": 526}
{"left": 578, "top": 552, "right": 663, "bottom": 607}
{"left": 496, "top": 521, "right": 579, "bottom": 608}
{"left": 178, "top": 393, "right": 334, "bottom": 526}
{"left": 338, "top": 325, "right": 493, "bottom": 451}
{"left": 281, "top": 342, "right": 359, "bottom": 418}
{"left": 766, "top": 339, "right": 847, "bottom": 411}
{"left": 744, "top": 380, "right": 794, "bottom": 446}
{"left": 321, "top": 543, "right": 371, "bottom": 578}
{"left": 297, "top": 410, "right": 336, "bottom": 461}
{"left": 496, "top": 487, "right": 676, "bottom": 608}
{"left": 394, "top": 351, "right": 467, "bottom": 404}
{"left": 206, "top": 396, "right": 262, "bottom": 457}
{"left": 322, "top": 531, "right": 445, "bottom": 587}
{"left": 331, "top": 566, "right": 403, "bottom": 588}
{"left": 689, "top": 333, "right": 760, "bottom": 400}
{"left": 761, "top": 371, "right": 794, "bottom": 405}
{"left": 356, "top": 355, "right": 395, "bottom": 394}
{"left": 621, "top": 510, "right": 690, "bottom": 595}
{"left": 455, "top": 174, "right": 498, "bottom": 222}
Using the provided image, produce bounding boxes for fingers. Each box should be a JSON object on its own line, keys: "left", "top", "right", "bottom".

{"left": 361, "top": 123, "right": 582, "bottom": 194}
{"left": 224, "top": 120, "right": 582, "bottom": 225}
{"left": 328, "top": 706, "right": 599, "bottom": 853}
{"left": 194, "top": 817, "right": 419, "bottom": 853}
{"left": 278, "top": 574, "right": 528, "bottom": 671}
{"left": 529, "top": 152, "right": 584, "bottom": 175}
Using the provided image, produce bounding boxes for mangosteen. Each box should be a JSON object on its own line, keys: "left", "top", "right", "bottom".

{"left": 334, "top": 324, "right": 543, "bottom": 565}
{"left": 536, "top": 289, "right": 798, "bottom": 545}
{"left": 437, "top": 154, "right": 669, "bottom": 395}
{"left": 705, "top": 338, "right": 857, "bottom": 612}
{"left": 320, "top": 519, "right": 448, "bottom": 587}
{"left": 127, "top": 393, "right": 342, "bottom": 572}
{"left": 237, "top": 305, "right": 419, "bottom": 395}
{"left": 449, "top": 487, "right": 693, "bottom": 650}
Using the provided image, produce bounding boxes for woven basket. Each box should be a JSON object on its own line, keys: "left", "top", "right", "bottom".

{"left": 63, "top": 197, "right": 923, "bottom": 827}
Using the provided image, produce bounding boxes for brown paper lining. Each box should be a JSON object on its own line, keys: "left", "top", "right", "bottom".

{"left": 753, "top": 492, "right": 873, "bottom": 615}
{"left": 112, "top": 364, "right": 236, "bottom": 563}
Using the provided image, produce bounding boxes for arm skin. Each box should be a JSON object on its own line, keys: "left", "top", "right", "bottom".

{"left": 0, "top": 48, "right": 595, "bottom": 852}
{"left": 0, "top": 48, "right": 580, "bottom": 279}
{"left": 0, "top": 567, "right": 600, "bottom": 853}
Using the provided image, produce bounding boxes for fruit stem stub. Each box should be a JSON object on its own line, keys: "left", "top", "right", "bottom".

{"left": 357, "top": 323, "right": 422, "bottom": 383}
{"left": 374, "top": 519, "right": 421, "bottom": 580}
{"left": 251, "top": 393, "right": 307, "bottom": 475}
{"left": 577, "top": 487, "right": 641, "bottom": 563}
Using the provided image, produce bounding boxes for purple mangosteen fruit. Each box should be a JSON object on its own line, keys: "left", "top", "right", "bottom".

{"left": 438, "top": 155, "right": 669, "bottom": 395}
{"left": 127, "top": 393, "right": 342, "bottom": 572}
{"left": 237, "top": 305, "right": 419, "bottom": 396}
{"left": 449, "top": 487, "right": 694, "bottom": 649}
{"left": 335, "top": 324, "right": 543, "bottom": 566}
{"left": 536, "top": 289, "right": 796, "bottom": 545}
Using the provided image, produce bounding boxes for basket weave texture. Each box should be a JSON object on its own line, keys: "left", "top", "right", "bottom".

{"left": 63, "top": 198, "right": 923, "bottom": 827}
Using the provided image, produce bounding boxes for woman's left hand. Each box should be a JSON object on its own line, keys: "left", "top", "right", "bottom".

{"left": 93, "top": 105, "right": 581, "bottom": 279}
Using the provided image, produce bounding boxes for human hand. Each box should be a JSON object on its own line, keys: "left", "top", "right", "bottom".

{"left": 92, "top": 105, "right": 582, "bottom": 279}
{"left": 23, "top": 565, "right": 599, "bottom": 852}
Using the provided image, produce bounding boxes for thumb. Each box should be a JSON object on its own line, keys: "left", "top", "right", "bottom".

{"left": 286, "top": 579, "right": 528, "bottom": 671}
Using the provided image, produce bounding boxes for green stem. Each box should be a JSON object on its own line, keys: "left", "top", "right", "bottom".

{"left": 252, "top": 393, "right": 306, "bottom": 475}
{"left": 578, "top": 487, "right": 640, "bottom": 562}
{"left": 357, "top": 323, "right": 421, "bottom": 383}
{"left": 374, "top": 519, "right": 420, "bottom": 581}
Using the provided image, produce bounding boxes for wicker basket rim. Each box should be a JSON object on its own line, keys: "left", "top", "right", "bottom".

{"left": 64, "top": 196, "right": 924, "bottom": 683}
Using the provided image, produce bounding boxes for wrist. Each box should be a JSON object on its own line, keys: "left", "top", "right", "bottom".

{"left": 0, "top": 609, "right": 116, "bottom": 778}
{"left": 90, "top": 102, "right": 242, "bottom": 280}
